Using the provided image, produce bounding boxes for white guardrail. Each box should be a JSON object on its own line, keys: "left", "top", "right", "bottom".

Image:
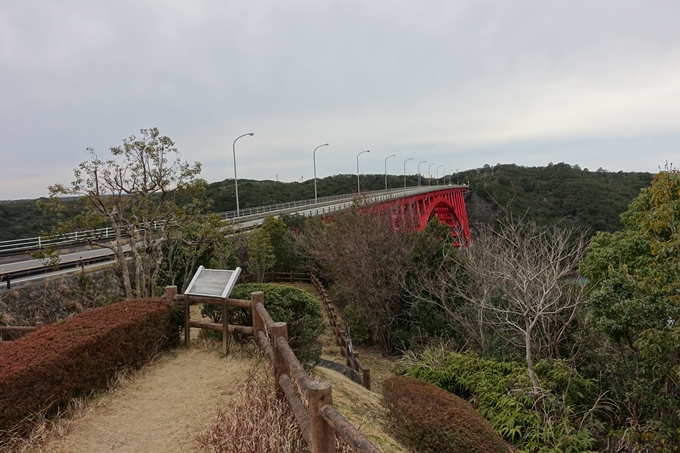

{"left": 0, "top": 185, "right": 454, "bottom": 255}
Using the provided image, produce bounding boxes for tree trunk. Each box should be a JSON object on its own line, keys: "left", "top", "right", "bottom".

{"left": 111, "top": 218, "right": 133, "bottom": 300}
{"left": 525, "top": 321, "right": 542, "bottom": 395}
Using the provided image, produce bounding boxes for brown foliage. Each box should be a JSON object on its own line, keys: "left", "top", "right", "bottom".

{"left": 383, "top": 375, "right": 510, "bottom": 453}
{"left": 196, "top": 364, "right": 352, "bottom": 453}
{"left": 302, "top": 204, "right": 424, "bottom": 351}
{"left": 0, "top": 298, "right": 175, "bottom": 433}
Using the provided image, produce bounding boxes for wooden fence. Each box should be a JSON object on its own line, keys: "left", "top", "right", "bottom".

{"left": 311, "top": 276, "right": 371, "bottom": 390}
{"left": 238, "top": 270, "right": 313, "bottom": 284}
{"left": 237, "top": 271, "right": 371, "bottom": 390}
{"left": 0, "top": 322, "right": 44, "bottom": 342}
{"left": 166, "top": 286, "right": 381, "bottom": 453}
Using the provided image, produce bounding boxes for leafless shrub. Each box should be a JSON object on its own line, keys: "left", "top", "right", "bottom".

{"left": 197, "top": 363, "right": 352, "bottom": 453}
{"left": 411, "top": 216, "right": 588, "bottom": 394}
{"left": 302, "top": 204, "right": 426, "bottom": 351}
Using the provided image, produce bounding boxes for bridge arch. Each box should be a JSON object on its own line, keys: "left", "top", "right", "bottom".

{"left": 418, "top": 192, "right": 469, "bottom": 245}
{"left": 371, "top": 187, "right": 471, "bottom": 245}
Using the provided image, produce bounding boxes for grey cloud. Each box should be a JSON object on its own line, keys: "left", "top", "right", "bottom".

{"left": 1, "top": 0, "right": 679, "bottom": 199}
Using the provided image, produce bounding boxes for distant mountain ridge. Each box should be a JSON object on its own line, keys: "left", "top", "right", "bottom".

{"left": 0, "top": 165, "right": 654, "bottom": 241}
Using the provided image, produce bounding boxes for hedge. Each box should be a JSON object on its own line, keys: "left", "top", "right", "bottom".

{"left": 202, "top": 283, "right": 324, "bottom": 366}
{"left": 383, "top": 376, "right": 510, "bottom": 453}
{"left": 0, "top": 298, "right": 175, "bottom": 432}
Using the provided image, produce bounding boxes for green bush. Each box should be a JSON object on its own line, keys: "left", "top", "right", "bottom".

{"left": 0, "top": 298, "right": 175, "bottom": 432}
{"left": 383, "top": 375, "right": 510, "bottom": 453}
{"left": 398, "top": 349, "right": 599, "bottom": 453}
{"left": 202, "top": 283, "right": 324, "bottom": 366}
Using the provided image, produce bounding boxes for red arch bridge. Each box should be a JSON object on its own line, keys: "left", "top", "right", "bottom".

{"left": 365, "top": 186, "right": 471, "bottom": 245}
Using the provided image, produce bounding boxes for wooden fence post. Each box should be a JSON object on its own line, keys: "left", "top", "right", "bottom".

{"left": 251, "top": 291, "right": 265, "bottom": 333}
{"left": 165, "top": 286, "right": 177, "bottom": 304}
{"left": 222, "top": 297, "right": 230, "bottom": 356}
{"left": 184, "top": 294, "right": 191, "bottom": 348}
{"left": 363, "top": 368, "right": 371, "bottom": 391}
{"left": 271, "top": 322, "right": 289, "bottom": 394}
{"left": 309, "top": 381, "right": 336, "bottom": 453}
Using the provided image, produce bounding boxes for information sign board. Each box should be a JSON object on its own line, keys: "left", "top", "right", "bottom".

{"left": 184, "top": 266, "right": 241, "bottom": 299}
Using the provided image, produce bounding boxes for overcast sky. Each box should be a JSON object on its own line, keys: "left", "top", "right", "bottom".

{"left": 1, "top": 1, "right": 679, "bottom": 200}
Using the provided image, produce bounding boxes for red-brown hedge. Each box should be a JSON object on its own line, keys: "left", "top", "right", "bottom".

{"left": 383, "top": 376, "right": 510, "bottom": 453}
{"left": 0, "top": 298, "right": 175, "bottom": 432}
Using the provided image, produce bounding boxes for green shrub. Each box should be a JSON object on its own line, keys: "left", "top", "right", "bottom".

{"left": 0, "top": 298, "right": 175, "bottom": 432}
{"left": 202, "top": 283, "right": 324, "bottom": 366}
{"left": 383, "top": 375, "right": 510, "bottom": 453}
{"left": 398, "top": 349, "right": 599, "bottom": 453}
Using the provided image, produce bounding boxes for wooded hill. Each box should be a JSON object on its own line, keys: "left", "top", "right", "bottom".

{"left": 460, "top": 162, "right": 653, "bottom": 234}
{"left": 0, "top": 164, "right": 654, "bottom": 241}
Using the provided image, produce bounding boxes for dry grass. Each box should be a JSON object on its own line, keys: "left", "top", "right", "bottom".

{"left": 196, "top": 363, "right": 353, "bottom": 453}
{"left": 0, "top": 359, "right": 150, "bottom": 453}
{"left": 0, "top": 397, "right": 90, "bottom": 453}
{"left": 2, "top": 342, "right": 256, "bottom": 453}
{"left": 313, "top": 367, "right": 410, "bottom": 453}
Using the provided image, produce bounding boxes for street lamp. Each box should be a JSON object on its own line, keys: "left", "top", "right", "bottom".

{"left": 233, "top": 132, "right": 254, "bottom": 217}
{"left": 428, "top": 163, "right": 436, "bottom": 186}
{"left": 437, "top": 165, "right": 444, "bottom": 185}
{"left": 356, "top": 150, "right": 370, "bottom": 193}
{"left": 444, "top": 167, "right": 449, "bottom": 185}
{"left": 417, "top": 160, "right": 426, "bottom": 186}
{"left": 403, "top": 158, "right": 413, "bottom": 188}
{"left": 313, "top": 143, "right": 329, "bottom": 203}
{"left": 384, "top": 154, "right": 396, "bottom": 190}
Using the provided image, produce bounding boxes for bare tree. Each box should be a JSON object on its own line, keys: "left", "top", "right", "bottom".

{"left": 414, "top": 218, "right": 587, "bottom": 394}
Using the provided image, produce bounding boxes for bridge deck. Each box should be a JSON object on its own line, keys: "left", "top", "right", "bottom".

{"left": 0, "top": 185, "right": 467, "bottom": 285}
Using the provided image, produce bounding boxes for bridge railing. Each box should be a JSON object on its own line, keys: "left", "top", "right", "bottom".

{"left": 0, "top": 225, "right": 154, "bottom": 256}
{"left": 0, "top": 185, "right": 457, "bottom": 255}
{"left": 217, "top": 186, "right": 442, "bottom": 222}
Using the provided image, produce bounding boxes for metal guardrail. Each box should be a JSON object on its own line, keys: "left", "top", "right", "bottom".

{"left": 0, "top": 185, "right": 457, "bottom": 256}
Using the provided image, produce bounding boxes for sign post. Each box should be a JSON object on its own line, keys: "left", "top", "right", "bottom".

{"left": 184, "top": 266, "right": 241, "bottom": 355}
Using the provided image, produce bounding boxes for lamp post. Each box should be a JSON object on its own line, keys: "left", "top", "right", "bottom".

{"left": 444, "top": 167, "right": 449, "bottom": 185}
{"left": 428, "top": 163, "right": 436, "bottom": 186}
{"left": 233, "top": 132, "right": 254, "bottom": 217}
{"left": 437, "top": 165, "right": 444, "bottom": 185}
{"left": 356, "top": 150, "right": 370, "bottom": 193}
{"left": 384, "top": 154, "right": 395, "bottom": 190}
{"left": 313, "top": 143, "right": 329, "bottom": 203}
{"left": 403, "top": 158, "right": 413, "bottom": 188}
{"left": 417, "top": 160, "right": 426, "bottom": 186}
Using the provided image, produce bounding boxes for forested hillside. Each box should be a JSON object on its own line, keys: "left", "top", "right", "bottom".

{"left": 460, "top": 162, "right": 654, "bottom": 233}
{"left": 0, "top": 164, "right": 653, "bottom": 241}
{"left": 0, "top": 198, "right": 83, "bottom": 242}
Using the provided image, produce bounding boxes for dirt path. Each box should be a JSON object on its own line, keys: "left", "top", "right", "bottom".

{"left": 39, "top": 346, "right": 255, "bottom": 453}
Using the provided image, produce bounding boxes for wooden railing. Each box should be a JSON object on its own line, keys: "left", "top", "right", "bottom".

{"left": 237, "top": 271, "right": 371, "bottom": 390}
{"left": 166, "top": 287, "right": 381, "bottom": 453}
{"left": 0, "top": 322, "right": 44, "bottom": 342}
{"left": 311, "top": 276, "right": 371, "bottom": 390}
{"left": 238, "top": 270, "right": 312, "bottom": 284}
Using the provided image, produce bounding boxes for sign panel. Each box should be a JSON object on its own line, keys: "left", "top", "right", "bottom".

{"left": 184, "top": 266, "right": 241, "bottom": 299}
